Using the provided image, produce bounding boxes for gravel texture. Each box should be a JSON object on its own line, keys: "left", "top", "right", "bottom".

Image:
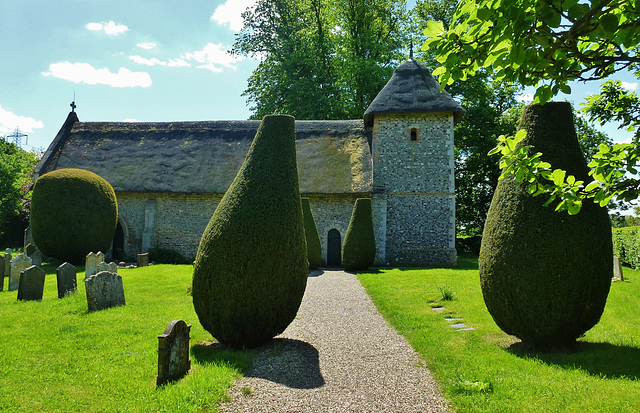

{"left": 218, "top": 270, "right": 452, "bottom": 412}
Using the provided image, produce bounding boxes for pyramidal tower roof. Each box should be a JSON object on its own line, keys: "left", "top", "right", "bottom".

{"left": 364, "top": 59, "right": 465, "bottom": 126}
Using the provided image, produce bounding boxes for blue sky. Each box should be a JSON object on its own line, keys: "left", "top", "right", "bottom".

{"left": 1, "top": 1, "right": 637, "bottom": 152}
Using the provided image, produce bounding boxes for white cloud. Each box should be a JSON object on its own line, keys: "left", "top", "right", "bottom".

{"left": 517, "top": 93, "right": 534, "bottom": 102}
{"left": 621, "top": 81, "right": 638, "bottom": 91}
{"left": 0, "top": 105, "right": 44, "bottom": 135}
{"left": 137, "top": 42, "right": 157, "bottom": 50}
{"left": 42, "top": 62, "right": 152, "bottom": 88}
{"left": 86, "top": 20, "right": 128, "bottom": 35}
{"left": 129, "top": 55, "right": 190, "bottom": 68}
{"left": 182, "top": 43, "right": 242, "bottom": 72}
{"left": 211, "top": 0, "right": 256, "bottom": 31}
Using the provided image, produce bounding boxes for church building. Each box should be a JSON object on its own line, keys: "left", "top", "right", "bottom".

{"left": 34, "top": 59, "right": 464, "bottom": 266}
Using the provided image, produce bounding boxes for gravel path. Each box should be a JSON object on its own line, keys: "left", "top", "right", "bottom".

{"left": 218, "top": 270, "right": 452, "bottom": 413}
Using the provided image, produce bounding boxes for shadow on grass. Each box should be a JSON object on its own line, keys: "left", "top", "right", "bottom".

{"left": 507, "top": 341, "right": 640, "bottom": 380}
{"left": 191, "top": 341, "right": 253, "bottom": 372}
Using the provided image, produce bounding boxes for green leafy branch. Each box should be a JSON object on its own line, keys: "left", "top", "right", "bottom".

{"left": 489, "top": 131, "right": 640, "bottom": 214}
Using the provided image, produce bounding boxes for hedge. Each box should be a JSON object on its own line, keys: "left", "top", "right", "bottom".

{"left": 612, "top": 226, "right": 640, "bottom": 269}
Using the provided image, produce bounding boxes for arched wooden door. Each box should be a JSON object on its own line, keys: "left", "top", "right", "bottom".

{"left": 327, "top": 229, "right": 341, "bottom": 267}
{"left": 112, "top": 222, "right": 125, "bottom": 261}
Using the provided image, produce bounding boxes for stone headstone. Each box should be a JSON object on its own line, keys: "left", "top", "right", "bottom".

{"left": 0, "top": 254, "right": 5, "bottom": 292}
{"left": 95, "top": 261, "right": 117, "bottom": 275}
{"left": 613, "top": 256, "right": 624, "bottom": 281}
{"left": 85, "top": 271, "right": 125, "bottom": 312}
{"left": 1, "top": 253, "right": 11, "bottom": 291}
{"left": 17, "top": 265, "right": 46, "bottom": 301}
{"left": 9, "top": 254, "right": 31, "bottom": 291}
{"left": 25, "top": 243, "right": 36, "bottom": 257}
{"left": 137, "top": 253, "right": 149, "bottom": 267}
{"left": 85, "top": 251, "right": 105, "bottom": 279}
{"left": 5, "top": 248, "right": 11, "bottom": 255}
{"left": 57, "top": 262, "right": 77, "bottom": 298}
{"left": 157, "top": 320, "right": 191, "bottom": 386}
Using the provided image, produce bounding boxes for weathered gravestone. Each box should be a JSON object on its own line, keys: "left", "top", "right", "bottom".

{"left": 57, "top": 262, "right": 77, "bottom": 298}
{"left": 95, "top": 261, "right": 118, "bottom": 275}
{"left": 0, "top": 254, "right": 6, "bottom": 292}
{"left": 5, "top": 248, "right": 11, "bottom": 255}
{"left": 157, "top": 320, "right": 191, "bottom": 386}
{"left": 137, "top": 253, "right": 150, "bottom": 267}
{"left": 3, "top": 253, "right": 11, "bottom": 285}
{"left": 85, "top": 251, "right": 105, "bottom": 279}
{"left": 17, "top": 265, "right": 46, "bottom": 301}
{"left": 10, "top": 254, "right": 32, "bottom": 291}
{"left": 613, "top": 256, "right": 624, "bottom": 282}
{"left": 85, "top": 271, "right": 125, "bottom": 312}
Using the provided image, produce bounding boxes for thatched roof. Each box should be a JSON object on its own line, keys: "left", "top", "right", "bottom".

{"left": 364, "top": 59, "right": 465, "bottom": 126}
{"left": 36, "top": 116, "right": 373, "bottom": 195}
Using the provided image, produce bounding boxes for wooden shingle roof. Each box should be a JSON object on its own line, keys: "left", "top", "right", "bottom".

{"left": 36, "top": 116, "right": 373, "bottom": 195}
{"left": 364, "top": 59, "right": 465, "bottom": 126}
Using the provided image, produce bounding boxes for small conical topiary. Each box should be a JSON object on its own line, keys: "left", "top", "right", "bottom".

{"left": 31, "top": 168, "right": 118, "bottom": 264}
{"left": 301, "top": 198, "right": 322, "bottom": 269}
{"left": 192, "top": 114, "right": 308, "bottom": 348}
{"left": 342, "top": 198, "right": 376, "bottom": 271}
{"left": 479, "top": 102, "right": 612, "bottom": 349}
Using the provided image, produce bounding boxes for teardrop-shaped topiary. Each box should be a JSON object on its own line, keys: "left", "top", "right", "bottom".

{"left": 192, "top": 114, "right": 308, "bottom": 348}
{"left": 31, "top": 168, "right": 118, "bottom": 264}
{"left": 479, "top": 102, "right": 612, "bottom": 349}
{"left": 342, "top": 198, "right": 376, "bottom": 271}
{"left": 301, "top": 198, "right": 322, "bottom": 269}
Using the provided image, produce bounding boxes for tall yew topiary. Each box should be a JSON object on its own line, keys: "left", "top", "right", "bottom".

{"left": 342, "top": 198, "right": 376, "bottom": 271}
{"left": 192, "top": 114, "right": 308, "bottom": 348}
{"left": 301, "top": 198, "right": 322, "bottom": 269}
{"left": 31, "top": 168, "right": 118, "bottom": 264}
{"left": 479, "top": 102, "right": 612, "bottom": 349}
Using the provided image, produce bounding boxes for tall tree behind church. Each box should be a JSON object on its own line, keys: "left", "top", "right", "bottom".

{"left": 231, "top": 0, "right": 408, "bottom": 120}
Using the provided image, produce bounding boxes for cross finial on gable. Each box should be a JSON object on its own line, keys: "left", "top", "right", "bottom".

{"left": 70, "top": 101, "right": 76, "bottom": 112}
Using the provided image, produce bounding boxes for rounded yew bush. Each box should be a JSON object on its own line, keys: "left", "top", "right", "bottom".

{"left": 479, "top": 102, "right": 612, "bottom": 349}
{"left": 192, "top": 114, "right": 308, "bottom": 348}
{"left": 31, "top": 168, "right": 118, "bottom": 264}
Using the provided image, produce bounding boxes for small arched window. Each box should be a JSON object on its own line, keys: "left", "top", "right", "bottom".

{"left": 408, "top": 127, "right": 420, "bottom": 142}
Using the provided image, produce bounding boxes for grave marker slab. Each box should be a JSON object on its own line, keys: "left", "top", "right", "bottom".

{"left": 613, "top": 256, "right": 624, "bottom": 281}
{"left": 9, "top": 254, "right": 31, "bottom": 291}
{"left": 157, "top": 320, "right": 191, "bottom": 386}
{"left": 85, "top": 252, "right": 105, "bottom": 279}
{"left": 85, "top": 271, "right": 125, "bottom": 312}
{"left": 57, "top": 262, "right": 77, "bottom": 298}
{"left": 17, "top": 265, "right": 46, "bottom": 301}
{"left": 137, "top": 253, "right": 149, "bottom": 267}
{"left": 0, "top": 254, "right": 5, "bottom": 292}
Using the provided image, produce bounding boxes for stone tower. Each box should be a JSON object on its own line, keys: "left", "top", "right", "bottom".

{"left": 364, "top": 59, "right": 464, "bottom": 266}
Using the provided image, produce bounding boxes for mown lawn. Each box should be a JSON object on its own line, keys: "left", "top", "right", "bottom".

{"left": 358, "top": 255, "right": 640, "bottom": 412}
{"left": 0, "top": 264, "right": 250, "bottom": 412}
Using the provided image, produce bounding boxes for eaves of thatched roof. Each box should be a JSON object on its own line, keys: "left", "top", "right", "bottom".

{"left": 36, "top": 117, "right": 373, "bottom": 195}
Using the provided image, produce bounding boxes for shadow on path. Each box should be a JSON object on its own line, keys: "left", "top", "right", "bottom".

{"left": 245, "top": 338, "right": 325, "bottom": 389}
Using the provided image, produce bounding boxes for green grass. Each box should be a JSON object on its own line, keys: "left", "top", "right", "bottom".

{"left": 358, "top": 254, "right": 640, "bottom": 412}
{"left": 0, "top": 264, "right": 251, "bottom": 412}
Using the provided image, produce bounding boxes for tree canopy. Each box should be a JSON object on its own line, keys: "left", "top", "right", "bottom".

{"left": 423, "top": 0, "right": 640, "bottom": 104}
{"left": 0, "top": 141, "right": 39, "bottom": 247}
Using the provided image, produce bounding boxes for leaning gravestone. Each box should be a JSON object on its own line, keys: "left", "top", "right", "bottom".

{"left": 17, "top": 265, "right": 46, "bottom": 301}
{"left": 157, "top": 320, "right": 191, "bottom": 386}
{"left": 9, "top": 254, "right": 31, "bottom": 291}
{"left": 57, "top": 262, "right": 77, "bottom": 298}
{"left": 137, "top": 253, "right": 150, "bottom": 267}
{"left": 85, "top": 252, "right": 105, "bottom": 279}
{"left": 85, "top": 271, "right": 125, "bottom": 312}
